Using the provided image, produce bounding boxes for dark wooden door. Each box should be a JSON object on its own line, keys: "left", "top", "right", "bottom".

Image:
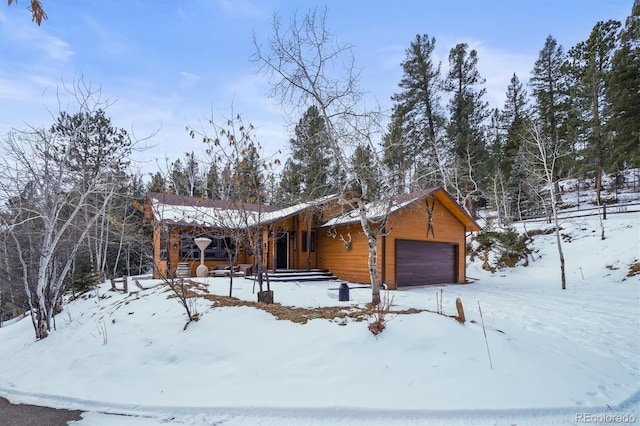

{"left": 395, "top": 240, "right": 457, "bottom": 286}
{"left": 275, "top": 232, "right": 289, "bottom": 269}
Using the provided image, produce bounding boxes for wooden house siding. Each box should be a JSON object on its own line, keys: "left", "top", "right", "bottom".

{"left": 264, "top": 210, "right": 328, "bottom": 271}
{"left": 317, "top": 223, "right": 382, "bottom": 285}
{"left": 385, "top": 198, "right": 467, "bottom": 288}
{"left": 316, "top": 194, "right": 471, "bottom": 289}
{"left": 147, "top": 188, "right": 479, "bottom": 283}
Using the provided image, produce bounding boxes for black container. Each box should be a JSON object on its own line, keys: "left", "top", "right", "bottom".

{"left": 338, "top": 282, "right": 350, "bottom": 301}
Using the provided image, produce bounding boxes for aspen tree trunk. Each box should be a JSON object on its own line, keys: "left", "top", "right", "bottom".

{"left": 549, "top": 185, "right": 567, "bottom": 290}
{"left": 531, "top": 126, "right": 567, "bottom": 290}
{"left": 357, "top": 199, "right": 381, "bottom": 305}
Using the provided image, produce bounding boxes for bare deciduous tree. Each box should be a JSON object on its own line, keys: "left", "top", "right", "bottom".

{"left": 527, "top": 125, "right": 567, "bottom": 290}
{"left": 187, "top": 111, "right": 279, "bottom": 303}
{"left": 252, "top": 7, "right": 392, "bottom": 305}
{"left": 0, "top": 84, "right": 123, "bottom": 339}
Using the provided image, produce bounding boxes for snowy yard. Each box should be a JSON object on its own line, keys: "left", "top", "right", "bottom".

{"left": 0, "top": 211, "right": 638, "bottom": 425}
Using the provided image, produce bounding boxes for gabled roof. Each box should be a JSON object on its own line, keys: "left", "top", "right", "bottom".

{"left": 259, "top": 193, "right": 341, "bottom": 225}
{"left": 319, "top": 187, "right": 481, "bottom": 232}
{"left": 146, "top": 192, "right": 341, "bottom": 229}
{"left": 146, "top": 189, "right": 481, "bottom": 232}
{"left": 146, "top": 192, "right": 276, "bottom": 228}
{"left": 146, "top": 192, "right": 279, "bottom": 212}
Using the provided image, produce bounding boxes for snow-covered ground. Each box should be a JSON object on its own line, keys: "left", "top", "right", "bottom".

{"left": 0, "top": 208, "right": 638, "bottom": 425}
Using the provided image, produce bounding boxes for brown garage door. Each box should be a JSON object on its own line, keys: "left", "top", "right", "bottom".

{"left": 396, "top": 240, "right": 457, "bottom": 286}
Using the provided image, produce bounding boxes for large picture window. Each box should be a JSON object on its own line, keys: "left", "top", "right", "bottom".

{"left": 179, "top": 233, "right": 234, "bottom": 261}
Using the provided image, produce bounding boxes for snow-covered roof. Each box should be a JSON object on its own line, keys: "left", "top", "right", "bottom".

{"left": 318, "top": 188, "right": 481, "bottom": 232}
{"left": 147, "top": 192, "right": 340, "bottom": 229}
{"left": 147, "top": 189, "right": 481, "bottom": 232}
{"left": 259, "top": 193, "right": 340, "bottom": 224}
{"left": 319, "top": 189, "right": 437, "bottom": 228}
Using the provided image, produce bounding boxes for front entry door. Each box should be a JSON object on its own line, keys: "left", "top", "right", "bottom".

{"left": 275, "top": 232, "right": 289, "bottom": 269}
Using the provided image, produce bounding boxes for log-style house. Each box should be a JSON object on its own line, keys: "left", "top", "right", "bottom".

{"left": 145, "top": 188, "right": 481, "bottom": 289}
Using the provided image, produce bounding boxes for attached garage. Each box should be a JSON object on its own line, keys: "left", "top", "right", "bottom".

{"left": 318, "top": 188, "right": 480, "bottom": 289}
{"left": 395, "top": 240, "right": 458, "bottom": 286}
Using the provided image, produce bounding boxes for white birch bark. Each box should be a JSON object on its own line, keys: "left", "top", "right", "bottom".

{"left": 253, "top": 7, "right": 394, "bottom": 304}
{"left": 529, "top": 126, "right": 567, "bottom": 290}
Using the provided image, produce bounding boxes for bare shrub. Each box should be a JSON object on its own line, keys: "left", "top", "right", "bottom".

{"left": 164, "top": 278, "right": 200, "bottom": 330}
{"left": 368, "top": 291, "right": 394, "bottom": 335}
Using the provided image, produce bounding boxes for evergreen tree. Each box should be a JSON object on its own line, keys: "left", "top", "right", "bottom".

{"left": 279, "top": 105, "right": 334, "bottom": 203}
{"left": 567, "top": 20, "right": 621, "bottom": 204}
{"left": 387, "top": 34, "right": 447, "bottom": 191}
{"left": 168, "top": 158, "right": 187, "bottom": 195}
{"left": 382, "top": 114, "right": 410, "bottom": 192}
{"left": 50, "top": 109, "right": 132, "bottom": 186}
{"left": 148, "top": 171, "right": 167, "bottom": 193}
{"left": 506, "top": 145, "right": 540, "bottom": 220}
{"left": 486, "top": 108, "right": 511, "bottom": 222}
{"left": 530, "top": 36, "right": 566, "bottom": 146}
{"left": 487, "top": 108, "right": 504, "bottom": 175}
{"left": 559, "top": 52, "right": 586, "bottom": 179}
{"left": 204, "top": 162, "right": 221, "bottom": 199}
{"left": 530, "top": 35, "right": 567, "bottom": 203}
{"left": 445, "top": 43, "right": 489, "bottom": 217}
{"left": 103, "top": 174, "right": 153, "bottom": 278}
{"left": 607, "top": 0, "right": 640, "bottom": 170}
{"left": 351, "top": 144, "right": 383, "bottom": 201}
{"left": 233, "top": 141, "right": 265, "bottom": 203}
{"left": 278, "top": 158, "right": 303, "bottom": 203}
{"left": 501, "top": 73, "right": 530, "bottom": 179}
{"left": 50, "top": 109, "right": 132, "bottom": 280}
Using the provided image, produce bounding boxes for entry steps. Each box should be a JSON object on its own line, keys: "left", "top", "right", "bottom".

{"left": 261, "top": 269, "right": 338, "bottom": 282}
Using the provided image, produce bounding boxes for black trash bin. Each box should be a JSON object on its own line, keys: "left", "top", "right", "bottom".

{"left": 338, "top": 282, "right": 350, "bottom": 301}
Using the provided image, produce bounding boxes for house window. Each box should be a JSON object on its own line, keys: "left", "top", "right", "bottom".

{"left": 159, "top": 227, "right": 169, "bottom": 260}
{"left": 301, "top": 231, "right": 316, "bottom": 252}
{"left": 179, "top": 233, "right": 234, "bottom": 261}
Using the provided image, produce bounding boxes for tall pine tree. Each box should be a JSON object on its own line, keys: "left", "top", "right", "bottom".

{"left": 607, "top": 0, "right": 640, "bottom": 171}
{"left": 530, "top": 35, "right": 567, "bottom": 203}
{"left": 387, "top": 34, "right": 447, "bottom": 192}
{"left": 351, "top": 144, "right": 383, "bottom": 201}
{"left": 501, "top": 73, "right": 530, "bottom": 180}
{"left": 445, "top": 43, "right": 489, "bottom": 218}
{"left": 279, "top": 105, "right": 334, "bottom": 203}
{"left": 570, "top": 20, "right": 621, "bottom": 204}
{"left": 530, "top": 36, "right": 566, "bottom": 147}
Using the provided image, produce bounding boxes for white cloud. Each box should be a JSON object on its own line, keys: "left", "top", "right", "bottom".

{"left": 179, "top": 71, "right": 201, "bottom": 89}
{"left": 427, "top": 34, "right": 534, "bottom": 110}
{"left": 9, "top": 23, "right": 74, "bottom": 62}
{"left": 43, "top": 36, "right": 73, "bottom": 61}
{"left": 81, "top": 14, "right": 133, "bottom": 58}
{"left": 0, "top": 77, "right": 37, "bottom": 101}
{"left": 467, "top": 41, "right": 534, "bottom": 109}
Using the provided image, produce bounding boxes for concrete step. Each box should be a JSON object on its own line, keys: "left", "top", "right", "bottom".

{"left": 260, "top": 269, "right": 338, "bottom": 282}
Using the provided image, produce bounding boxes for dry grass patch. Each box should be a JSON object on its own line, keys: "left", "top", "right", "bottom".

{"left": 627, "top": 262, "right": 640, "bottom": 278}
{"left": 163, "top": 280, "right": 464, "bottom": 327}
{"left": 199, "top": 292, "right": 373, "bottom": 324}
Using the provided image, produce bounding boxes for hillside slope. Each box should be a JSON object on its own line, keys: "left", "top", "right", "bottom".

{"left": 0, "top": 204, "right": 638, "bottom": 425}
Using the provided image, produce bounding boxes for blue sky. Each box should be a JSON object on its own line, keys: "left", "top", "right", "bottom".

{"left": 0, "top": 0, "right": 633, "bottom": 176}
